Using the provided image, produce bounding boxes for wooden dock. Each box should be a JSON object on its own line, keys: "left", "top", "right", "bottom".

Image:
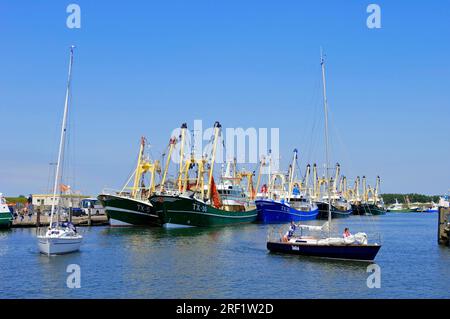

{"left": 12, "top": 215, "right": 109, "bottom": 228}
{"left": 438, "top": 207, "right": 449, "bottom": 245}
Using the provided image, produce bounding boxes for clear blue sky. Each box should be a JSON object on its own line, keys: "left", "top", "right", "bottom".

{"left": 1, "top": 0, "right": 449, "bottom": 196}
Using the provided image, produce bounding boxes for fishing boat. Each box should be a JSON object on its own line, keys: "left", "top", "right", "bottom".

{"left": 0, "top": 193, "right": 13, "bottom": 229}
{"left": 256, "top": 150, "right": 319, "bottom": 223}
{"left": 386, "top": 198, "right": 404, "bottom": 212}
{"left": 423, "top": 202, "right": 439, "bottom": 213}
{"left": 37, "top": 46, "right": 83, "bottom": 255}
{"left": 98, "top": 136, "right": 162, "bottom": 226}
{"left": 355, "top": 176, "right": 386, "bottom": 216}
{"left": 439, "top": 195, "right": 449, "bottom": 208}
{"left": 267, "top": 50, "right": 381, "bottom": 261}
{"left": 315, "top": 163, "right": 352, "bottom": 219}
{"left": 387, "top": 197, "right": 418, "bottom": 212}
{"left": 150, "top": 122, "right": 258, "bottom": 228}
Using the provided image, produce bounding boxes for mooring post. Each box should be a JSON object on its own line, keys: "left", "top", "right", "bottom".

{"left": 438, "top": 207, "right": 450, "bottom": 245}
{"left": 88, "top": 207, "right": 92, "bottom": 226}
{"left": 36, "top": 207, "right": 41, "bottom": 227}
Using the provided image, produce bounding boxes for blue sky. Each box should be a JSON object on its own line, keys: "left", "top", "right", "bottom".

{"left": 1, "top": 0, "right": 449, "bottom": 196}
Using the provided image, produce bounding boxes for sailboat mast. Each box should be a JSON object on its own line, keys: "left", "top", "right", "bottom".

{"left": 320, "top": 48, "right": 332, "bottom": 235}
{"left": 178, "top": 123, "right": 187, "bottom": 192}
{"left": 49, "top": 45, "right": 75, "bottom": 227}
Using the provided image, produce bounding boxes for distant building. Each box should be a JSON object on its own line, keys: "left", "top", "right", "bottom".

{"left": 32, "top": 194, "right": 89, "bottom": 210}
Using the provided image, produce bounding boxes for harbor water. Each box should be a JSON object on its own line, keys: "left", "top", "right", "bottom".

{"left": 1, "top": 213, "right": 449, "bottom": 298}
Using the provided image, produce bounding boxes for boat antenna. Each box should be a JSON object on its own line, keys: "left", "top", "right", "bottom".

{"left": 320, "top": 47, "right": 332, "bottom": 236}
{"left": 49, "top": 45, "right": 75, "bottom": 227}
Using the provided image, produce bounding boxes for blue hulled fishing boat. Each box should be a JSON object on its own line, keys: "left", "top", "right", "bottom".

{"left": 256, "top": 150, "right": 319, "bottom": 223}
{"left": 256, "top": 197, "right": 319, "bottom": 223}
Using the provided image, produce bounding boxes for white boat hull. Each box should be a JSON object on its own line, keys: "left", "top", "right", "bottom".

{"left": 38, "top": 236, "right": 83, "bottom": 255}
{"left": 109, "top": 218, "right": 134, "bottom": 227}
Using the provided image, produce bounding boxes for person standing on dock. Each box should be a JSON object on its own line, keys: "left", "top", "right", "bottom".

{"left": 26, "top": 195, "right": 33, "bottom": 221}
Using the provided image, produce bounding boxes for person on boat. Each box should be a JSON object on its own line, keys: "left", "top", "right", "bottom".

{"left": 283, "top": 221, "right": 298, "bottom": 242}
{"left": 343, "top": 228, "right": 351, "bottom": 238}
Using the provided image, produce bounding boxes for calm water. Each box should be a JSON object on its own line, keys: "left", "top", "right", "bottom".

{"left": 0, "top": 213, "right": 449, "bottom": 298}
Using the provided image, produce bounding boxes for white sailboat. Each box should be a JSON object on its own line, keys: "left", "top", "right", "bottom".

{"left": 37, "top": 46, "right": 83, "bottom": 255}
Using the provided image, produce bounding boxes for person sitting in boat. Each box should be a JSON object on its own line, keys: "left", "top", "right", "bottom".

{"left": 343, "top": 228, "right": 351, "bottom": 238}
{"left": 283, "top": 221, "right": 298, "bottom": 242}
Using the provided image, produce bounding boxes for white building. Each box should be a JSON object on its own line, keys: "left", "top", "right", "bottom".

{"left": 32, "top": 194, "right": 89, "bottom": 210}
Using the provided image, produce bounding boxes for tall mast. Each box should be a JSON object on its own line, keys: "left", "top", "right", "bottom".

{"left": 375, "top": 176, "right": 380, "bottom": 199}
{"left": 132, "top": 137, "right": 146, "bottom": 198}
{"left": 267, "top": 149, "right": 272, "bottom": 198}
{"left": 49, "top": 45, "right": 75, "bottom": 227}
{"left": 255, "top": 156, "right": 264, "bottom": 198}
{"left": 320, "top": 48, "right": 332, "bottom": 234}
{"left": 207, "top": 122, "right": 221, "bottom": 200}
{"left": 160, "top": 137, "right": 176, "bottom": 192}
{"left": 287, "top": 149, "right": 298, "bottom": 202}
{"left": 304, "top": 164, "right": 311, "bottom": 194}
{"left": 178, "top": 123, "right": 187, "bottom": 191}
{"left": 362, "top": 176, "right": 367, "bottom": 202}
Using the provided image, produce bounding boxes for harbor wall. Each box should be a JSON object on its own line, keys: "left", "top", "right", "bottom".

{"left": 438, "top": 207, "right": 450, "bottom": 245}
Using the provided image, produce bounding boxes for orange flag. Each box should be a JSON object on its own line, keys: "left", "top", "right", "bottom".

{"left": 210, "top": 177, "right": 222, "bottom": 208}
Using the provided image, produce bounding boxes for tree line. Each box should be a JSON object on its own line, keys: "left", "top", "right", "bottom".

{"left": 381, "top": 193, "right": 441, "bottom": 204}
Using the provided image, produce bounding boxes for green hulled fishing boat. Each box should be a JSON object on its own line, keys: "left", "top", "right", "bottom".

{"left": 98, "top": 193, "right": 160, "bottom": 226}
{"left": 0, "top": 193, "right": 13, "bottom": 228}
{"left": 349, "top": 176, "right": 386, "bottom": 215}
{"left": 150, "top": 194, "right": 257, "bottom": 228}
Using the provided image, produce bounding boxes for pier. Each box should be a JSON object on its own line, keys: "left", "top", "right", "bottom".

{"left": 11, "top": 215, "right": 109, "bottom": 228}
{"left": 438, "top": 207, "right": 450, "bottom": 245}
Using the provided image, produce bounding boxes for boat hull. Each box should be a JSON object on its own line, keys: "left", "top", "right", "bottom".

{"left": 387, "top": 208, "right": 418, "bottom": 213}
{"left": 37, "top": 236, "right": 83, "bottom": 255}
{"left": 317, "top": 202, "right": 352, "bottom": 219}
{"left": 267, "top": 241, "right": 381, "bottom": 261}
{"left": 352, "top": 204, "right": 386, "bottom": 216}
{"left": 98, "top": 194, "right": 160, "bottom": 226}
{"left": 150, "top": 195, "right": 258, "bottom": 227}
{"left": 0, "top": 212, "right": 13, "bottom": 228}
{"left": 255, "top": 199, "right": 319, "bottom": 223}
